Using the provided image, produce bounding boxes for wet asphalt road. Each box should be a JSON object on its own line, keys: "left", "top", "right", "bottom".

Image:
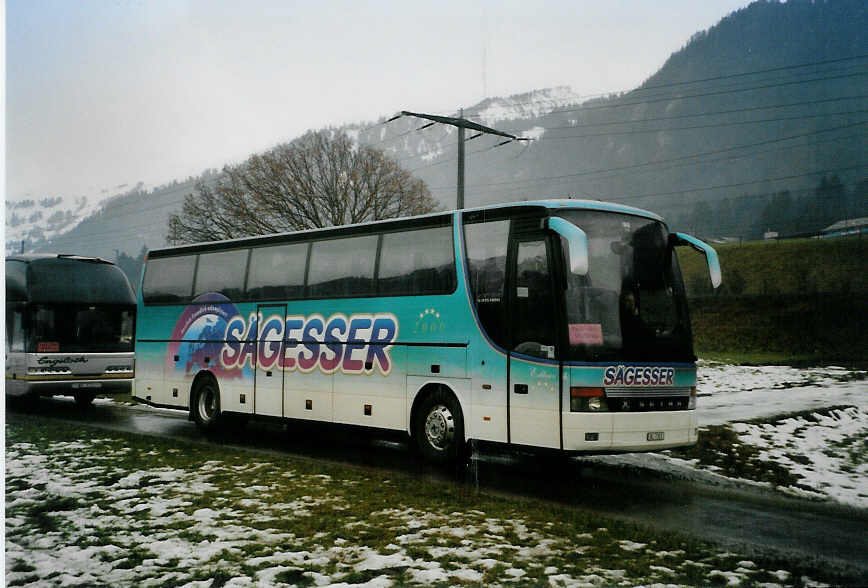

{"left": 6, "top": 397, "right": 868, "bottom": 579}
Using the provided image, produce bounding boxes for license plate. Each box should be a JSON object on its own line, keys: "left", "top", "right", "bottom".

{"left": 647, "top": 431, "right": 665, "bottom": 441}
{"left": 72, "top": 383, "right": 102, "bottom": 389}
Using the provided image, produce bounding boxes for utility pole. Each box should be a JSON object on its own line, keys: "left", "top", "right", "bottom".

{"left": 387, "top": 110, "right": 529, "bottom": 210}
{"left": 457, "top": 108, "right": 465, "bottom": 210}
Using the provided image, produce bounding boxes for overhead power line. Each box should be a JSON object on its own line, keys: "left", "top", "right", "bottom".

{"left": 597, "top": 163, "right": 868, "bottom": 203}
{"left": 536, "top": 109, "right": 868, "bottom": 141}
{"left": 426, "top": 120, "right": 868, "bottom": 193}
{"left": 525, "top": 70, "right": 868, "bottom": 117}
{"left": 462, "top": 54, "right": 868, "bottom": 117}
{"left": 497, "top": 95, "right": 868, "bottom": 133}
{"left": 456, "top": 131, "right": 867, "bottom": 201}
{"left": 386, "top": 110, "right": 531, "bottom": 208}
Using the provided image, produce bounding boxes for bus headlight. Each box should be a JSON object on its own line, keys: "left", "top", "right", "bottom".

{"left": 570, "top": 387, "right": 608, "bottom": 412}
{"left": 688, "top": 386, "right": 697, "bottom": 409}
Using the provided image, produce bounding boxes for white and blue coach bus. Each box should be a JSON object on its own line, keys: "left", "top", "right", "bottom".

{"left": 134, "top": 200, "right": 721, "bottom": 462}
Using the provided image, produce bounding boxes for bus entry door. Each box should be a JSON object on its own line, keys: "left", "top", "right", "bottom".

{"left": 255, "top": 304, "right": 286, "bottom": 418}
{"left": 508, "top": 237, "right": 561, "bottom": 449}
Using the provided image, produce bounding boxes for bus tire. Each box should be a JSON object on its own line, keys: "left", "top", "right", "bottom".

{"left": 414, "top": 388, "right": 465, "bottom": 464}
{"left": 192, "top": 377, "right": 222, "bottom": 431}
{"left": 74, "top": 392, "right": 95, "bottom": 407}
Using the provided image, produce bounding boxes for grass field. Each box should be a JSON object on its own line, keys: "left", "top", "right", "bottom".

{"left": 5, "top": 415, "right": 851, "bottom": 588}
{"left": 677, "top": 236, "right": 867, "bottom": 365}
{"left": 678, "top": 236, "right": 867, "bottom": 298}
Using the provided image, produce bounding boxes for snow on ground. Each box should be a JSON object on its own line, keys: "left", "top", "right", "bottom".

{"left": 5, "top": 436, "right": 824, "bottom": 587}
{"left": 729, "top": 406, "right": 868, "bottom": 505}
{"left": 696, "top": 361, "right": 866, "bottom": 425}
{"left": 697, "top": 362, "right": 867, "bottom": 507}
{"left": 5, "top": 363, "right": 866, "bottom": 585}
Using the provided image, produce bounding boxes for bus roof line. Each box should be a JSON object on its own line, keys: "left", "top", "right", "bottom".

{"left": 148, "top": 198, "right": 662, "bottom": 256}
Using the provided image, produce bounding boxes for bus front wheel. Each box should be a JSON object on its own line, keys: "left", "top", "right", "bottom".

{"left": 414, "top": 389, "right": 465, "bottom": 464}
{"left": 192, "top": 378, "right": 222, "bottom": 431}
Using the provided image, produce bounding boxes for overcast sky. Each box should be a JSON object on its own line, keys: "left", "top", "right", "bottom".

{"left": 5, "top": 0, "right": 752, "bottom": 202}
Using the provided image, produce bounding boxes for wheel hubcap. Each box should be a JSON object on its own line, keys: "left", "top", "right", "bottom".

{"left": 199, "top": 388, "right": 216, "bottom": 422}
{"left": 424, "top": 405, "right": 454, "bottom": 451}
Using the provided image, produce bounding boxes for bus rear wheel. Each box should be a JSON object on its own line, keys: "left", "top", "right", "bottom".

{"left": 414, "top": 389, "right": 465, "bottom": 464}
{"left": 192, "top": 378, "right": 222, "bottom": 431}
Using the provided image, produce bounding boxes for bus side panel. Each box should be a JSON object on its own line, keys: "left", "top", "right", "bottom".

{"left": 508, "top": 356, "right": 561, "bottom": 449}
{"left": 463, "top": 342, "right": 509, "bottom": 444}
{"left": 333, "top": 345, "right": 407, "bottom": 430}
{"left": 134, "top": 341, "right": 169, "bottom": 405}
{"left": 467, "top": 345, "right": 509, "bottom": 443}
{"left": 407, "top": 346, "right": 466, "bottom": 379}
{"left": 5, "top": 351, "right": 30, "bottom": 396}
{"left": 284, "top": 365, "right": 333, "bottom": 422}
{"left": 219, "top": 369, "right": 254, "bottom": 415}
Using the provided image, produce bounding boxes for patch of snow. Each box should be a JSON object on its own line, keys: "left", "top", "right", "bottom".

{"left": 707, "top": 569, "right": 749, "bottom": 586}
{"left": 696, "top": 362, "right": 866, "bottom": 425}
{"left": 730, "top": 406, "right": 868, "bottom": 506}
{"left": 451, "top": 567, "right": 483, "bottom": 582}
{"left": 474, "top": 86, "right": 584, "bottom": 126}
{"left": 409, "top": 567, "right": 449, "bottom": 584}
{"left": 521, "top": 126, "right": 546, "bottom": 141}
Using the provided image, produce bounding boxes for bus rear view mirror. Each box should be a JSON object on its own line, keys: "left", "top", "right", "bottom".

{"left": 546, "top": 217, "right": 589, "bottom": 276}
{"left": 670, "top": 232, "right": 722, "bottom": 289}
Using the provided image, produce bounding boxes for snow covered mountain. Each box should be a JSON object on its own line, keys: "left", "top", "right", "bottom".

{"left": 6, "top": 194, "right": 100, "bottom": 254}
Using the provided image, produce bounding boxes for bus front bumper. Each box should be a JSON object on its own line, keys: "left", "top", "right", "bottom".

{"left": 562, "top": 410, "right": 698, "bottom": 452}
{"left": 8, "top": 378, "right": 133, "bottom": 397}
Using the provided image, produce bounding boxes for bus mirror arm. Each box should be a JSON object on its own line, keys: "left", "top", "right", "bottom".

{"left": 670, "top": 232, "right": 722, "bottom": 289}
{"left": 546, "top": 217, "right": 589, "bottom": 276}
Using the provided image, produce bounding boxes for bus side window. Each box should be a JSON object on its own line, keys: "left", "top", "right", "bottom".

{"left": 512, "top": 240, "right": 557, "bottom": 358}
{"left": 7, "top": 309, "right": 25, "bottom": 352}
{"left": 247, "top": 243, "right": 308, "bottom": 300}
{"left": 308, "top": 235, "right": 378, "bottom": 298}
{"left": 464, "top": 220, "right": 510, "bottom": 349}
{"left": 194, "top": 249, "right": 249, "bottom": 300}
{"left": 142, "top": 255, "right": 196, "bottom": 304}
{"left": 378, "top": 225, "right": 455, "bottom": 296}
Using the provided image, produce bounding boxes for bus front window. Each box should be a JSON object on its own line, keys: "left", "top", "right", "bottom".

{"left": 558, "top": 211, "right": 693, "bottom": 363}
{"left": 31, "top": 305, "right": 135, "bottom": 353}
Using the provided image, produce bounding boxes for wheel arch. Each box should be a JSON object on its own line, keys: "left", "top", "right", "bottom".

{"left": 409, "top": 381, "right": 470, "bottom": 442}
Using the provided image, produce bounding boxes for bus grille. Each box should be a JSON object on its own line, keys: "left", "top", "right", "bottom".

{"left": 605, "top": 387, "right": 691, "bottom": 412}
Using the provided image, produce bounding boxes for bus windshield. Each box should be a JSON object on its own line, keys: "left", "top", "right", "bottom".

{"left": 29, "top": 304, "right": 135, "bottom": 353}
{"left": 557, "top": 210, "right": 693, "bottom": 363}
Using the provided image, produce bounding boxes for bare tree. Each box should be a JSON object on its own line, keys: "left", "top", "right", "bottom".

{"left": 167, "top": 130, "right": 439, "bottom": 244}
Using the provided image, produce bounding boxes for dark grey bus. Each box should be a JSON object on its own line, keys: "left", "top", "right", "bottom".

{"left": 5, "top": 254, "right": 136, "bottom": 405}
